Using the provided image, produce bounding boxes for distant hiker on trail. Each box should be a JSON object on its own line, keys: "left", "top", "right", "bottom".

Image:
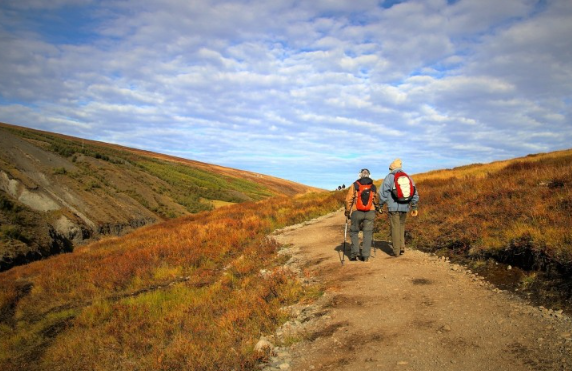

{"left": 345, "top": 169, "right": 380, "bottom": 262}
{"left": 378, "top": 159, "right": 419, "bottom": 257}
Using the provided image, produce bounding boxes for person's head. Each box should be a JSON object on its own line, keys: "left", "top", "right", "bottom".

{"left": 389, "top": 158, "right": 402, "bottom": 171}
{"left": 359, "top": 168, "right": 370, "bottom": 178}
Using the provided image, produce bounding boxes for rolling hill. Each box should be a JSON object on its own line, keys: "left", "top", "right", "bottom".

{"left": 1, "top": 136, "right": 571, "bottom": 370}
{"left": 401, "top": 148, "right": 572, "bottom": 309}
{"left": 0, "top": 122, "right": 322, "bottom": 271}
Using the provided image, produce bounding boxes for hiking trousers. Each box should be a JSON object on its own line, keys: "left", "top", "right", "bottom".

{"left": 389, "top": 211, "right": 407, "bottom": 256}
{"left": 350, "top": 210, "right": 376, "bottom": 259}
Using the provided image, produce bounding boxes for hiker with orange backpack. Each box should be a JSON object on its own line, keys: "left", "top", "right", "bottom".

{"left": 344, "top": 169, "right": 380, "bottom": 262}
{"left": 378, "top": 159, "right": 419, "bottom": 257}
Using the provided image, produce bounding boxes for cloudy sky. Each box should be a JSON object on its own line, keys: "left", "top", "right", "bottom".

{"left": 1, "top": 0, "right": 571, "bottom": 189}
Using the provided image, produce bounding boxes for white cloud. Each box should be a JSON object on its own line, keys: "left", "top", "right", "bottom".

{"left": 444, "top": 0, "right": 534, "bottom": 35}
{"left": 0, "top": 0, "right": 570, "bottom": 189}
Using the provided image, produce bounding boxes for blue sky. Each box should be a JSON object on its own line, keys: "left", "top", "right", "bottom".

{"left": 1, "top": 0, "right": 571, "bottom": 190}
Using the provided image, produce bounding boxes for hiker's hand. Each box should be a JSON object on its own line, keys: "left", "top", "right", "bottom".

{"left": 411, "top": 210, "right": 418, "bottom": 217}
{"left": 344, "top": 210, "right": 350, "bottom": 219}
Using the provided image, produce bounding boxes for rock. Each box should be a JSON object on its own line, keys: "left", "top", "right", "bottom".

{"left": 255, "top": 338, "right": 273, "bottom": 352}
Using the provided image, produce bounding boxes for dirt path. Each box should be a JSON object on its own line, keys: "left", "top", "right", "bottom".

{"left": 271, "top": 210, "right": 572, "bottom": 371}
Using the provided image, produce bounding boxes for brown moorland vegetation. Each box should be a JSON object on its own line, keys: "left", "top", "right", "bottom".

{"left": 3, "top": 143, "right": 571, "bottom": 370}
{"left": 395, "top": 149, "right": 572, "bottom": 310}
{"left": 0, "top": 190, "right": 344, "bottom": 371}
{"left": 1, "top": 122, "right": 322, "bottom": 271}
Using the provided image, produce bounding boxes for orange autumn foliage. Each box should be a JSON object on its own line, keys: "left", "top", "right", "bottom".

{"left": 402, "top": 149, "right": 572, "bottom": 273}
{"left": 0, "top": 191, "right": 344, "bottom": 371}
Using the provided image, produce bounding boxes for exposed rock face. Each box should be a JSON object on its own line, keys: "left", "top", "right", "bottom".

{"left": 53, "top": 215, "right": 89, "bottom": 242}
{"left": 0, "top": 171, "right": 61, "bottom": 211}
{"left": 0, "top": 221, "right": 73, "bottom": 271}
{"left": 0, "top": 122, "right": 322, "bottom": 272}
{"left": 0, "top": 129, "right": 160, "bottom": 271}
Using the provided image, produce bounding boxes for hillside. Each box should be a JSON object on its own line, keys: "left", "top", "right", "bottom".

{"left": 0, "top": 189, "right": 345, "bottom": 371}
{"left": 0, "top": 122, "right": 321, "bottom": 271}
{"left": 404, "top": 148, "right": 572, "bottom": 310}
{"left": 1, "top": 147, "right": 571, "bottom": 370}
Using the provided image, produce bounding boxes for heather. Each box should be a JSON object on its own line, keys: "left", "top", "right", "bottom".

{"left": 0, "top": 191, "right": 344, "bottom": 371}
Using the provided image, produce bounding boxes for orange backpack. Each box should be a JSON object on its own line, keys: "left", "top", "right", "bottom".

{"left": 354, "top": 181, "right": 376, "bottom": 211}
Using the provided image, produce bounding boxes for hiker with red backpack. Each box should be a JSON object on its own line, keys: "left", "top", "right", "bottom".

{"left": 378, "top": 159, "right": 419, "bottom": 257}
{"left": 344, "top": 169, "right": 380, "bottom": 262}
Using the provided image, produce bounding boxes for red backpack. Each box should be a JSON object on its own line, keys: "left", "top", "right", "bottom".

{"left": 391, "top": 171, "right": 415, "bottom": 203}
{"left": 354, "top": 181, "right": 376, "bottom": 211}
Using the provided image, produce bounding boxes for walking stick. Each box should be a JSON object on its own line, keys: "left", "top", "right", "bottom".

{"left": 342, "top": 217, "right": 349, "bottom": 266}
{"left": 342, "top": 190, "right": 356, "bottom": 266}
{"left": 373, "top": 206, "right": 383, "bottom": 258}
{"left": 343, "top": 188, "right": 381, "bottom": 263}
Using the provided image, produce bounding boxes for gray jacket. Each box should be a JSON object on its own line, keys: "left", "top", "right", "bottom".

{"left": 378, "top": 168, "right": 419, "bottom": 212}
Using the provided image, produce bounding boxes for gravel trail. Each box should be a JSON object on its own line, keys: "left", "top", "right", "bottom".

{"left": 269, "top": 210, "right": 572, "bottom": 371}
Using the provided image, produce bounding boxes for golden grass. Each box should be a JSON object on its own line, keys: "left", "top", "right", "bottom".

{"left": 403, "top": 149, "right": 572, "bottom": 273}
{"left": 415, "top": 148, "right": 572, "bottom": 182}
{"left": 0, "top": 190, "right": 345, "bottom": 371}
{"left": 210, "top": 199, "right": 236, "bottom": 208}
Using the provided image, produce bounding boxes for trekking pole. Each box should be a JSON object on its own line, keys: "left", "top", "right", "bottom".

{"left": 341, "top": 196, "right": 355, "bottom": 266}
{"left": 369, "top": 216, "right": 377, "bottom": 259}
{"left": 373, "top": 206, "right": 383, "bottom": 258}
{"left": 342, "top": 217, "right": 348, "bottom": 266}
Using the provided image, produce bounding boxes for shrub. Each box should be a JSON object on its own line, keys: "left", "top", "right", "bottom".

{"left": 406, "top": 150, "right": 572, "bottom": 275}
{"left": 0, "top": 190, "right": 344, "bottom": 370}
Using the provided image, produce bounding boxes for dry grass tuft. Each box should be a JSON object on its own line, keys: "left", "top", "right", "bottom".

{"left": 403, "top": 149, "right": 572, "bottom": 275}
{"left": 0, "top": 190, "right": 345, "bottom": 371}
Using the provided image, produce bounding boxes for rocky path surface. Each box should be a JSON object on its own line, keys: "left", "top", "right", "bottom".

{"left": 265, "top": 210, "right": 572, "bottom": 371}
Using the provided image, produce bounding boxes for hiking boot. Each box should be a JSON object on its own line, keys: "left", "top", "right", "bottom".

{"left": 362, "top": 257, "right": 370, "bottom": 263}
{"left": 349, "top": 256, "right": 358, "bottom": 261}
{"left": 400, "top": 250, "right": 404, "bottom": 255}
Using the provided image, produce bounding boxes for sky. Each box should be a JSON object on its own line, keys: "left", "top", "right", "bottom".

{"left": 0, "top": 0, "right": 571, "bottom": 190}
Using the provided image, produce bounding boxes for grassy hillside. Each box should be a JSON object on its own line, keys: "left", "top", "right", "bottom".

{"left": 2, "top": 141, "right": 571, "bottom": 369}
{"left": 0, "top": 190, "right": 344, "bottom": 371}
{"left": 392, "top": 149, "right": 572, "bottom": 309}
{"left": 0, "top": 122, "right": 321, "bottom": 271}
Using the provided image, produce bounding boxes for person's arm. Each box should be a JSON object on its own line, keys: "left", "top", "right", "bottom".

{"left": 373, "top": 188, "right": 380, "bottom": 206}
{"left": 410, "top": 178, "right": 419, "bottom": 216}
{"left": 345, "top": 183, "right": 356, "bottom": 218}
{"left": 378, "top": 175, "right": 392, "bottom": 206}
